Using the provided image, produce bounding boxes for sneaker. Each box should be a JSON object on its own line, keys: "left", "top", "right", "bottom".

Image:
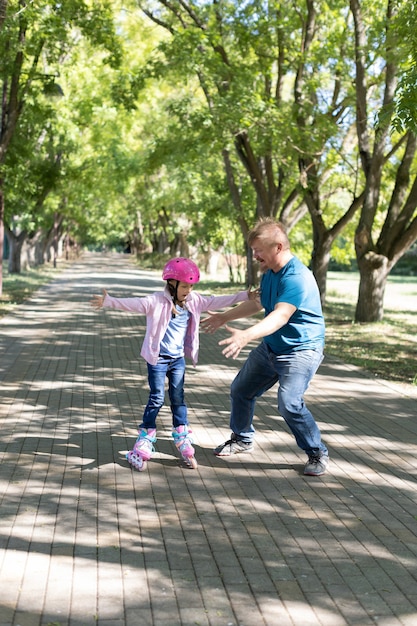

{"left": 214, "top": 433, "right": 254, "bottom": 456}
{"left": 303, "top": 453, "right": 329, "bottom": 476}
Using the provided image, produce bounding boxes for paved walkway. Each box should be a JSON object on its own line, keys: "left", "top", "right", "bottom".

{"left": 1, "top": 252, "right": 417, "bottom": 626}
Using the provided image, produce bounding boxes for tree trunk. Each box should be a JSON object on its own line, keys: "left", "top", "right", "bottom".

{"left": 5, "top": 228, "right": 27, "bottom": 273}
{"left": 310, "top": 243, "right": 331, "bottom": 306}
{"left": 355, "top": 251, "right": 390, "bottom": 322}
{"left": 0, "top": 185, "right": 4, "bottom": 295}
{"left": 305, "top": 182, "right": 363, "bottom": 306}
{"left": 23, "top": 229, "right": 44, "bottom": 267}
{"left": 53, "top": 208, "right": 65, "bottom": 267}
{"left": 43, "top": 212, "right": 64, "bottom": 267}
{"left": 348, "top": 0, "right": 417, "bottom": 323}
{"left": 131, "top": 209, "right": 146, "bottom": 256}
{"left": 246, "top": 244, "right": 259, "bottom": 287}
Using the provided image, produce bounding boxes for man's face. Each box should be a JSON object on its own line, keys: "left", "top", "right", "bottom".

{"left": 251, "top": 239, "right": 279, "bottom": 273}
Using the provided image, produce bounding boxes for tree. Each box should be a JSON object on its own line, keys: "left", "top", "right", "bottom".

{"left": 136, "top": 0, "right": 417, "bottom": 317}
{"left": 350, "top": 0, "right": 417, "bottom": 321}
{"left": 3, "top": 90, "right": 67, "bottom": 271}
{"left": 135, "top": 0, "right": 365, "bottom": 292}
{"left": 0, "top": 0, "right": 120, "bottom": 293}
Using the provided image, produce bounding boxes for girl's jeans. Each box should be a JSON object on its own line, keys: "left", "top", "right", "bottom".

{"left": 141, "top": 356, "right": 188, "bottom": 429}
{"left": 230, "top": 341, "right": 327, "bottom": 457}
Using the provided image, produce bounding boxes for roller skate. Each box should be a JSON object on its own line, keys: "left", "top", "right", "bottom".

{"left": 172, "top": 425, "right": 198, "bottom": 469}
{"left": 126, "top": 428, "right": 156, "bottom": 472}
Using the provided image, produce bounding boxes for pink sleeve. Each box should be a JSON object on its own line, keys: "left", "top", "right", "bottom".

{"left": 103, "top": 294, "right": 149, "bottom": 313}
{"left": 198, "top": 290, "right": 248, "bottom": 312}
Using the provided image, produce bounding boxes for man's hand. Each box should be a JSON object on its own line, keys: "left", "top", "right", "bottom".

{"left": 90, "top": 289, "right": 108, "bottom": 310}
{"left": 219, "top": 325, "right": 249, "bottom": 359}
{"left": 200, "top": 310, "right": 226, "bottom": 334}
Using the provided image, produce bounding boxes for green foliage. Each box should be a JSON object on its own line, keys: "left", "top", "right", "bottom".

{"left": 392, "top": 0, "right": 417, "bottom": 133}
{"left": 2, "top": 0, "right": 417, "bottom": 304}
{"left": 0, "top": 0, "right": 129, "bottom": 267}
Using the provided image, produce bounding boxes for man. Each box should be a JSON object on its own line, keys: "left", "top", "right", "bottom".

{"left": 201, "top": 218, "right": 329, "bottom": 476}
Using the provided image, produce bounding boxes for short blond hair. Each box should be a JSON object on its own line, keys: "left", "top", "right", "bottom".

{"left": 248, "top": 218, "right": 290, "bottom": 249}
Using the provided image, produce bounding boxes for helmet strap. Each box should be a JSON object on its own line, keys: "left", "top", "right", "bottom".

{"left": 167, "top": 280, "right": 180, "bottom": 314}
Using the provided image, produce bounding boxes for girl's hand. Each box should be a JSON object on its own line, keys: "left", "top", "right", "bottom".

{"left": 248, "top": 287, "right": 260, "bottom": 302}
{"left": 90, "top": 289, "right": 108, "bottom": 310}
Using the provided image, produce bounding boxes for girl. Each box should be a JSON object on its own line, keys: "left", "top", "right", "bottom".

{"left": 91, "top": 257, "right": 252, "bottom": 471}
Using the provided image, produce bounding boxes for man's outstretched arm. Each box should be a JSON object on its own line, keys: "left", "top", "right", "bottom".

{"left": 200, "top": 298, "right": 263, "bottom": 334}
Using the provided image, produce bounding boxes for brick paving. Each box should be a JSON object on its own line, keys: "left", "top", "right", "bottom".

{"left": 1, "top": 251, "right": 417, "bottom": 626}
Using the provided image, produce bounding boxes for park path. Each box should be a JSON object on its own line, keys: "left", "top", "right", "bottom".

{"left": 1, "top": 251, "right": 417, "bottom": 626}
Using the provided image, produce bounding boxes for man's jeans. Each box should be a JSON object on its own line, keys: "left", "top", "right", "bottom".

{"left": 230, "top": 341, "right": 327, "bottom": 457}
{"left": 141, "top": 356, "right": 187, "bottom": 429}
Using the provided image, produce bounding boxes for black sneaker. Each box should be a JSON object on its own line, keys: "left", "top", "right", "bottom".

{"left": 303, "top": 453, "right": 329, "bottom": 476}
{"left": 214, "top": 433, "right": 254, "bottom": 456}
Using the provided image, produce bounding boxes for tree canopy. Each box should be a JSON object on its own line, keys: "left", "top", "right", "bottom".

{"left": 1, "top": 0, "right": 417, "bottom": 322}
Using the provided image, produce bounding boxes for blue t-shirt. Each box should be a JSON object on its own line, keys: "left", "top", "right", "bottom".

{"left": 260, "top": 256, "right": 325, "bottom": 354}
{"left": 159, "top": 305, "right": 190, "bottom": 358}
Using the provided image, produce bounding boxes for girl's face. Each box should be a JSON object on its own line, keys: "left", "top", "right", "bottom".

{"left": 171, "top": 281, "right": 193, "bottom": 304}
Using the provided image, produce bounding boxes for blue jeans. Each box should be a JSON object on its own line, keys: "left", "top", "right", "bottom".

{"left": 140, "top": 356, "right": 188, "bottom": 429}
{"left": 229, "top": 341, "right": 327, "bottom": 457}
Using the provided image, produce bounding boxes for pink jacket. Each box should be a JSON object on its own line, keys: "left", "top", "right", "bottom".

{"left": 103, "top": 287, "right": 248, "bottom": 366}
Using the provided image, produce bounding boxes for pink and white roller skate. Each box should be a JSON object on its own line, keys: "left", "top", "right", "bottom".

{"left": 126, "top": 428, "right": 156, "bottom": 472}
{"left": 172, "top": 425, "right": 198, "bottom": 469}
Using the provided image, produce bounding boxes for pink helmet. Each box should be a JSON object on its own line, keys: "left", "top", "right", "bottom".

{"left": 162, "top": 257, "right": 200, "bottom": 284}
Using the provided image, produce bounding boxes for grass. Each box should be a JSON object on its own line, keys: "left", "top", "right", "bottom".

{"left": 323, "top": 272, "right": 417, "bottom": 387}
{"left": 0, "top": 263, "right": 64, "bottom": 317}
{"left": 1, "top": 261, "right": 416, "bottom": 388}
